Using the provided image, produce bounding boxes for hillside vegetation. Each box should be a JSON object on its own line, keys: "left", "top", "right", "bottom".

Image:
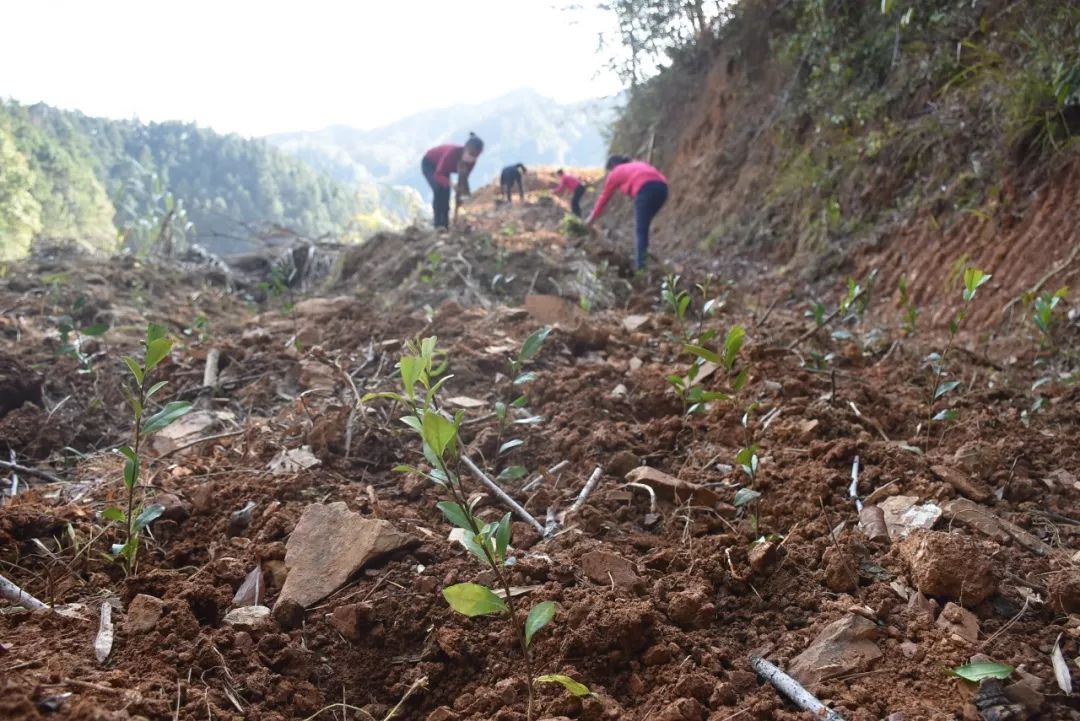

{"left": 268, "top": 89, "right": 619, "bottom": 198}
{"left": 0, "top": 101, "right": 422, "bottom": 260}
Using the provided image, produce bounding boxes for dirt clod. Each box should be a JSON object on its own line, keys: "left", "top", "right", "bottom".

{"left": 788, "top": 614, "right": 883, "bottom": 687}
{"left": 898, "top": 530, "right": 999, "bottom": 606}
{"left": 124, "top": 594, "right": 164, "bottom": 634}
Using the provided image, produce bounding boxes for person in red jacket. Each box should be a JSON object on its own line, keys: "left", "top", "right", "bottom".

{"left": 552, "top": 169, "right": 587, "bottom": 217}
{"left": 421, "top": 133, "right": 484, "bottom": 229}
{"left": 586, "top": 156, "right": 668, "bottom": 271}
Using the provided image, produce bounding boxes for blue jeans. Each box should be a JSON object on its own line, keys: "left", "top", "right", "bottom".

{"left": 634, "top": 181, "right": 668, "bottom": 270}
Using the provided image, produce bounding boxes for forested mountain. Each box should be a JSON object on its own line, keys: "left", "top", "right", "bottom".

{"left": 0, "top": 101, "right": 423, "bottom": 259}
{"left": 268, "top": 89, "right": 619, "bottom": 198}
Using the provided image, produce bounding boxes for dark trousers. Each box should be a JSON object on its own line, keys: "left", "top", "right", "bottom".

{"left": 570, "top": 185, "right": 586, "bottom": 217}
{"left": 500, "top": 170, "right": 523, "bottom": 202}
{"left": 633, "top": 181, "right": 668, "bottom": 270}
{"left": 422, "top": 157, "right": 451, "bottom": 228}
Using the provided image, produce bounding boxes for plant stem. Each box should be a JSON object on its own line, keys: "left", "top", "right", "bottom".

{"left": 926, "top": 325, "right": 957, "bottom": 449}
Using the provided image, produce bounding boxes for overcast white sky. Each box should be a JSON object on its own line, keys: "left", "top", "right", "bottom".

{"left": 1, "top": 0, "right": 621, "bottom": 137}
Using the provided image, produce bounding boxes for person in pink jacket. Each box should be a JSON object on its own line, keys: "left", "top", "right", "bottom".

{"left": 585, "top": 155, "right": 668, "bottom": 270}
{"left": 552, "top": 169, "right": 587, "bottom": 217}
{"left": 421, "top": 133, "right": 484, "bottom": 229}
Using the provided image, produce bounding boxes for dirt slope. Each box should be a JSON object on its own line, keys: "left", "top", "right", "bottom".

{"left": 0, "top": 182, "right": 1078, "bottom": 721}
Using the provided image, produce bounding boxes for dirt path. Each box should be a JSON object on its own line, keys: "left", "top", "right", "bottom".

{"left": 1, "top": 188, "right": 1078, "bottom": 721}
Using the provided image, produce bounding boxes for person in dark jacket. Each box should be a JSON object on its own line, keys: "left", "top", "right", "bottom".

{"left": 421, "top": 132, "right": 484, "bottom": 229}
{"left": 500, "top": 163, "right": 527, "bottom": 203}
{"left": 552, "top": 169, "right": 587, "bottom": 217}
{"left": 586, "top": 155, "right": 668, "bottom": 271}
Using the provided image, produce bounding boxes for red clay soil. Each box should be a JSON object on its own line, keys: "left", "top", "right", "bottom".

{"left": 0, "top": 189, "right": 1078, "bottom": 721}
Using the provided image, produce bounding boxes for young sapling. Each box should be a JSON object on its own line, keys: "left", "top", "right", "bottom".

{"left": 494, "top": 326, "right": 551, "bottom": 481}
{"left": 103, "top": 323, "right": 192, "bottom": 571}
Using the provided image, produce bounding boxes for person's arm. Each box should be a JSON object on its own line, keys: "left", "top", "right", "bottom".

{"left": 457, "top": 160, "right": 473, "bottom": 196}
{"left": 586, "top": 174, "right": 618, "bottom": 224}
{"left": 552, "top": 176, "right": 567, "bottom": 195}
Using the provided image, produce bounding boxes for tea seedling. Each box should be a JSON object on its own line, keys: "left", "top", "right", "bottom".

{"left": 364, "top": 337, "right": 586, "bottom": 719}
{"left": 559, "top": 213, "right": 589, "bottom": 237}
{"left": 661, "top": 274, "right": 691, "bottom": 328}
{"left": 494, "top": 327, "right": 551, "bottom": 481}
{"left": 103, "top": 323, "right": 192, "bottom": 571}
{"left": 55, "top": 296, "right": 109, "bottom": 370}
{"left": 671, "top": 324, "right": 749, "bottom": 415}
{"left": 925, "top": 268, "right": 990, "bottom": 443}
{"left": 1028, "top": 286, "right": 1068, "bottom": 348}
{"left": 898, "top": 273, "right": 919, "bottom": 336}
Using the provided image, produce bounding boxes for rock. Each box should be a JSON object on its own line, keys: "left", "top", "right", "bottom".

{"left": 581, "top": 550, "right": 642, "bottom": 591}
{"left": 643, "top": 643, "right": 673, "bottom": 666}
{"left": 149, "top": 409, "right": 232, "bottom": 454}
{"left": 952, "top": 442, "right": 1000, "bottom": 478}
{"left": 931, "top": 465, "right": 992, "bottom": 503}
{"left": 622, "top": 315, "right": 651, "bottom": 332}
{"left": 788, "top": 614, "right": 883, "bottom": 687}
{"left": 1003, "top": 680, "right": 1044, "bottom": 711}
{"left": 936, "top": 602, "right": 979, "bottom": 643}
{"left": 426, "top": 708, "right": 459, "bottom": 721}
{"left": 233, "top": 566, "right": 264, "bottom": 607}
{"left": 272, "top": 598, "right": 305, "bottom": 630}
{"left": 942, "top": 498, "right": 1054, "bottom": 556}
{"left": 610, "top": 383, "right": 628, "bottom": 399}
{"left": 607, "top": 451, "right": 640, "bottom": 478}
{"left": 879, "top": 496, "right": 941, "bottom": 538}
{"left": 748, "top": 540, "right": 778, "bottom": 572}
{"left": 275, "top": 502, "right": 413, "bottom": 610}
{"left": 906, "top": 591, "right": 940, "bottom": 624}
{"left": 154, "top": 493, "right": 192, "bottom": 522}
{"left": 625, "top": 466, "right": 722, "bottom": 508}
{"left": 898, "top": 531, "right": 998, "bottom": 606}
{"left": 525, "top": 294, "right": 583, "bottom": 325}
{"left": 328, "top": 602, "right": 375, "bottom": 641}
{"left": 899, "top": 641, "right": 919, "bottom": 658}
{"left": 1047, "top": 569, "right": 1080, "bottom": 614}
{"left": 267, "top": 446, "right": 321, "bottom": 475}
{"left": 797, "top": 419, "right": 820, "bottom": 441}
{"left": 222, "top": 605, "right": 270, "bottom": 630}
{"left": 124, "top": 594, "right": 164, "bottom": 634}
{"left": 628, "top": 357, "right": 643, "bottom": 372}
{"left": 446, "top": 396, "right": 486, "bottom": 409}
{"left": 667, "top": 587, "right": 714, "bottom": 629}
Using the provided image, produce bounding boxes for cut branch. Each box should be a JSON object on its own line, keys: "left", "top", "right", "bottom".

{"left": 749, "top": 655, "right": 847, "bottom": 721}
{"left": 460, "top": 455, "right": 545, "bottom": 536}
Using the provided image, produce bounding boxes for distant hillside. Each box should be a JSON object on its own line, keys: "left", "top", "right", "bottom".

{"left": 0, "top": 100, "right": 423, "bottom": 260}
{"left": 268, "top": 89, "right": 619, "bottom": 198}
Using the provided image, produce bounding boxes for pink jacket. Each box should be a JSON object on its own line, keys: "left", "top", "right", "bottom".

{"left": 424, "top": 144, "right": 474, "bottom": 188}
{"left": 588, "top": 162, "right": 667, "bottom": 221}
{"left": 553, "top": 174, "right": 582, "bottom": 194}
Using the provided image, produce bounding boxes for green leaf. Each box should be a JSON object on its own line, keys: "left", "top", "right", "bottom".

{"left": 734, "top": 488, "right": 762, "bottom": 507}
{"left": 723, "top": 325, "right": 746, "bottom": 371}
{"left": 499, "top": 439, "right": 524, "bottom": 455}
{"left": 123, "top": 456, "right": 139, "bottom": 490}
{"left": 732, "top": 366, "right": 750, "bottom": 393}
{"left": 131, "top": 503, "right": 165, "bottom": 533}
{"left": 935, "top": 380, "right": 961, "bottom": 399}
{"left": 118, "top": 446, "right": 137, "bottom": 463}
{"left": 520, "top": 326, "right": 552, "bottom": 361}
{"left": 399, "top": 356, "right": 421, "bottom": 400}
{"left": 81, "top": 322, "right": 109, "bottom": 337}
{"left": 400, "top": 415, "right": 422, "bottom": 432}
{"left": 735, "top": 445, "right": 759, "bottom": 468}
{"left": 141, "top": 401, "right": 193, "bottom": 435}
{"left": 684, "top": 344, "right": 720, "bottom": 364}
{"left": 494, "top": 513, "right": 512, "bottom": 559}
{"left": 495, "top": 401, "right": 507, "bottom": 420}
{"left": 932, "top": 408, "right": 959, "bottom": 422}
{"left": 442, "top": 583, "right": 508, "bottom": 617}
{"left": 123, "top": 356, "right": 144, "bottom": 386}
{"left": 101, "top": 507, "right": 126, "bottom": 523}
{"left": 535, "top": 674, "right": 591, "bottom": 697}
{"left": 498, "top": 465, "right": 528, "bottom": 482}
{"left": 144, "top": 337, "right": 173, "bottom": 372}
{"left": 510, "top": 395, "right": 528, "bottom": 408}
{"left": 947, "top": 662, "right": 1014, "bottom": 682}
{"left": 145, "top": 380, "right": 168, "bottom": 399}
{"left": 361, "top": 391, "right": 404, "bottom": 404}
{"left": 437, "top": 501, "right": 474, "bottom": 531}
{"left": 513, "top": 371, "right": 537, "bottom": 385}
{"left": 421, "top": 410, "right": 458, "bottom": 458}
{"left": 525, "top": 601, "right": 556, "bottom": 646}
{"left": 146, "top": 323, "right": 168, "bottom": 344}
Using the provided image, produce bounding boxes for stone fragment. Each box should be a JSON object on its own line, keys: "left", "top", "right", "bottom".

{"left": 622, "top": 315, "right": 651, "bottom": 332}
{"left": 879, "top": 496, "right": 941, "bottom": 538}
{"left": 328, "top": 602, "right": 375, "bottom": 641}
{"left": 274, "top": 502, "right": 413, "bottom": 610}
{"left": 607, "top": 451, "right": 640, "bottom": 478}
{"left": 124, "top": 594, "right": 164, "bottom": 634}
{"left": 667, "top": 587, "right": 714, "bottom": 629}
{"left": 788, "top": 614, "right": 883, "bottom": 687}
{"left": 628, "top": 357, "right": 643, "bottom": 372}
{"left": 233, "top": 566, "right": 264, "bottom": 607}
{"left": 935, "top": 601, "right": 979, "bottom": 643}
{"left": 898, "top": 530, "right": 998, "bottom": 606}
{"left": 272, "top": 598, "right": 304, "bottom": 630}
{"left": 581, "top": 550, "right": 642, "bottom": 591}
{"left": 748, "top": 540, "right": 778, "bottom": 573}
{"left": 267, "top": 446, "right": 321, "bottom": 475}
{"left": 222, "top": 605, "right": 270, "bottom": 630}
{"left": 942, "top": 498, "right": 1054, "bottom": 556}
{"left": 931, "top": 465, "right": 992, "bottom": 503}
{"left": 625, "top": 466, "right": 722, "bottom": 508}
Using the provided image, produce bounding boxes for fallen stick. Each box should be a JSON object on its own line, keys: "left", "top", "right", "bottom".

{"left": 749, "top": 655, "right": 847, "bottom": 721}
{"left": 522, "top": 459, "right": 570, "bottom": 493}
{"left": 202, "top": 348, "right": 221, "bottom": 388}
{"left": 0, "top": 459, "right": 64, "bottom": 485}
{"left": 564, "top": 466, "right": 603, "bottom": 517}
{"left": 0, "top": 573, "right": 48, "bottom": 610}
{"left": 848, "top": 456, "right": 861, "bottom": 511}
{"left": 461, "top": 455, "right": 545, "bottom": 536}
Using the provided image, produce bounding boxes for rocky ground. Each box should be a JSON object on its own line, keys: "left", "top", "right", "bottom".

{"left": 1, "top": 180, "right": 1079, "bottom": 721}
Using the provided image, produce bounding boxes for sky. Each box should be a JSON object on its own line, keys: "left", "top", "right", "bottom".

{"left": 0, "top": 0, "right": 622, "bottom": 138}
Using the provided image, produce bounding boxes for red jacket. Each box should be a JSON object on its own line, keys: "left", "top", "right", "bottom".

{"left": 588, "top": 162, "right": 667, "bottom": 221}
{"left": 424, "top": 144, "right": 475, "bottom": 188}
